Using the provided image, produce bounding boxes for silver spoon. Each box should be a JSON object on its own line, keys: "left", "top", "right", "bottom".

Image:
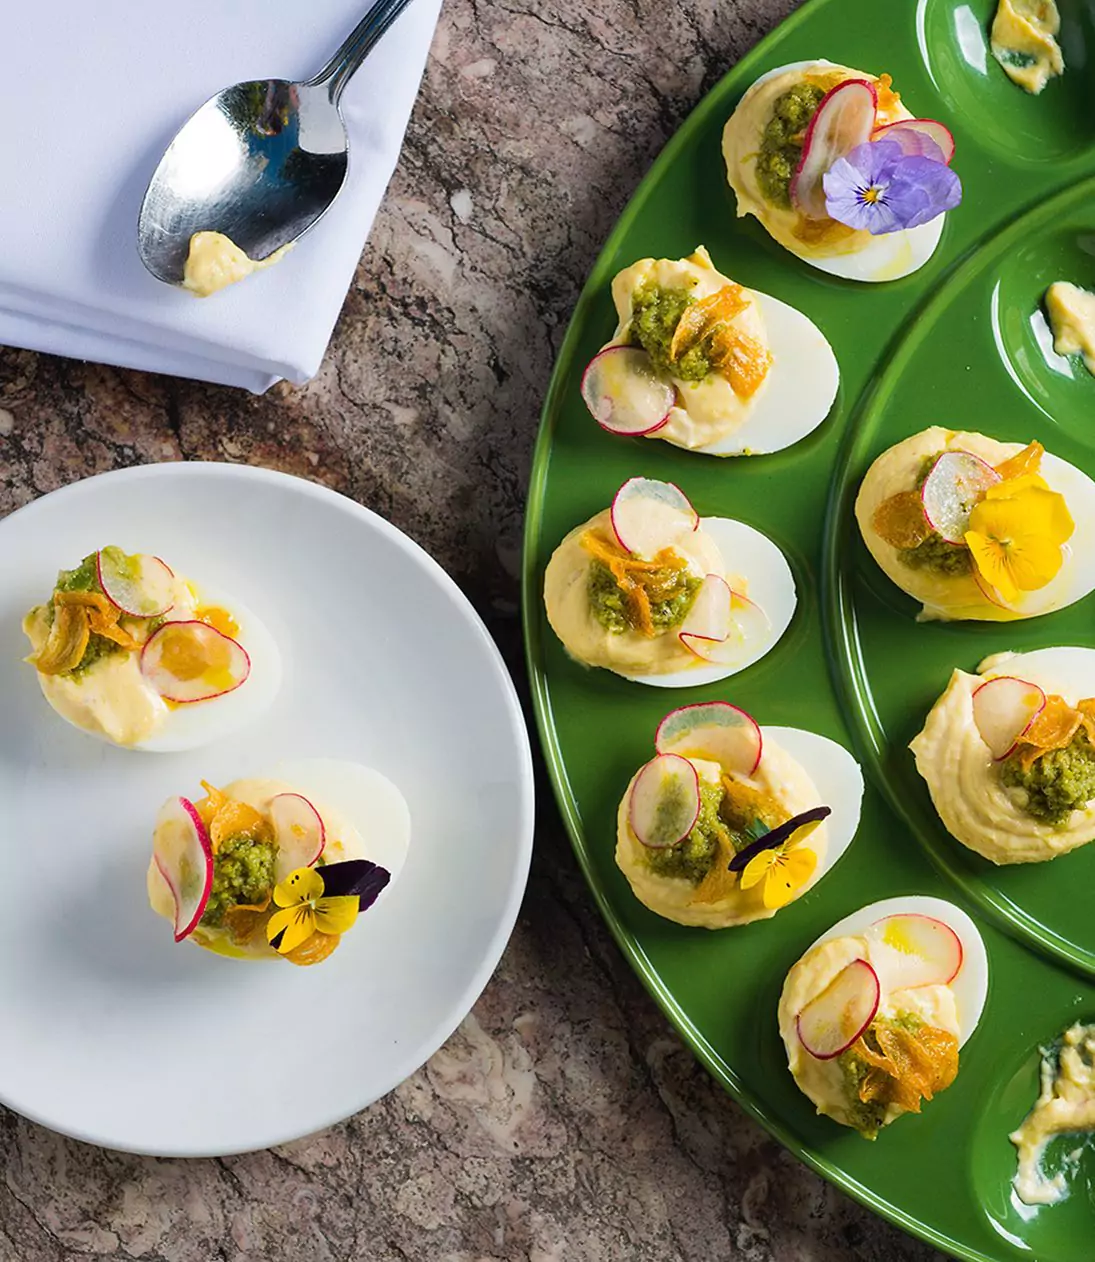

{"left": 138, "top": 0, "right": 415, "bottom": 286}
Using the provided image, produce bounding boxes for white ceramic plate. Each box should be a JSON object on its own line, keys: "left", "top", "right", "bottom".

{"left": 0, "top": 463, "right": 534, "bottom": 1156}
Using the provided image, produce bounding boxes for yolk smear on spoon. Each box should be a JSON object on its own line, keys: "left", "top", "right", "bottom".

{"left": 181, "top": 231, "right": 293, "bottom": 297}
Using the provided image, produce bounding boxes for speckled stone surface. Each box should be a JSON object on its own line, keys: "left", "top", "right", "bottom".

{"left": 0, "top": 2, "right": 945, "bottom": 1259}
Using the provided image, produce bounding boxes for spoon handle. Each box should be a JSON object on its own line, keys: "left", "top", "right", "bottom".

{"left": 307, "top": 0, "right": 418, "bottom": 104}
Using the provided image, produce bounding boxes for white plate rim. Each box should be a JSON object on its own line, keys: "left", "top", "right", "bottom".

{"left": 0, "top": 461, "right": 536, "bottom": 1156}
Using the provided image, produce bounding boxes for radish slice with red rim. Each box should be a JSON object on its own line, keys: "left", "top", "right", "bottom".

{"left": 141, "top": 620, "right": 251, "bottom": 703}
{"left": 972, "top": 675, "right": 1046, "bottom": 759}
{"left": 628, "top": 753, "right": 701, "bottom": 848}
{"left": 681, "top": 589, "right": 770, "bottom": 665}
{"left": 610, "top": 477, "right": 699, "bottom": 559}
{"left": 865, "top": 914, "right": 964, "bottom": 990}
{"left": 972, "top": 566, "right": 1019, "bottom": 613}
{"left": 920, "top": 451, "right": 1001, "bottom": 544}
{"left": 153, "top": 796, "right": 213, "bottom": 942}
{"left": 581, "top": 346, "right": 676, "bottom": 436}
{"left": 655, "top": 701, "right": 763, "bottom": 775}
{"left": 796, "top": 958, "right": 880, "bottom": 1060}
{"left": 790, "top": 79, "right": 878, "bottom": 220}
{"left": 271, "top": 793, "right": 326, "bottom": 882}
{"left": 871, "top": 119, "right": 955, "bottom": 164}
{"left": 97, "top": 548, "right": 176, "bottom": 618}
{"left": 678, "top": 573, "right": 733, "bottom": 642}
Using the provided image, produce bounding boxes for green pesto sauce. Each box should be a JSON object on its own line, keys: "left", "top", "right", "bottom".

{"left": 1001, "top": 730, "right": 1095, "bottom": 825}
{"left": 628, "top": 281, "right": 713, "bottom": 381}
{"left": 54, "top": 552, "right": 102, "bottom": 595}
{"left": 200, "top": 836, "right": 277, "bottom": 928}
{"left": 755, "top": 83, "right": 826, "bottom": 208}
{"left": 68, "top": 633, "right": 124, "bottom": 680}
{"left": 838, "top": 1013, "right": 924, "bottom": 1140}
{"left": 587, "top": 559, "right": 702, "bottom": 636}
{"left": 898, "top": 533, "right": 973, "bottom": 576}
{"left": 643, "top": 782, "right": 773, "bottom": 885}
{"left": 838, "top": 1055, "right": 889, "bottom": 1141}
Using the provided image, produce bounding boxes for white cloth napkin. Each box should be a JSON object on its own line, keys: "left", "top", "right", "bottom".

{"left": 0, "top": 0, "right": 442, "bottom": 393}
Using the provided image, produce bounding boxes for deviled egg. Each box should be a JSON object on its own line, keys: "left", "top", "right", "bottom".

{"left": 856, "top": 429, "right": 1095, "bottom": 621}
{"left": 580, "top": 246, "right": 839, "bottom": 455}
{"left": 22, "top": 546, "right": 280, "bottom": 750}
{"left": 148, "top": 759, "right": 410, "bottom": 965}
{"left": 913, "top": 647, "right": 1095, "bottom": 864}
{"left": 723, "top": 60, "right": 961, "bottom": 282}
{"left": 778, "top": 897, "right": 988, "bottom": 1138}
{"left": 543, "top": 478, "right": 796, "bottom": 686}
{"left": 615, "top": 701, "right": 863, "bottom": 927}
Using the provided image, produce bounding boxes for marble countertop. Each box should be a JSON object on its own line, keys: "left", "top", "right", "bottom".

{"left": 0, "top": 1, "right": 944, "bottom": 1258}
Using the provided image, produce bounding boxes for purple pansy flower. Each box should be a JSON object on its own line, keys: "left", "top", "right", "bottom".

{"left": 822, "top": 139, "right": 962, "bottom": 235}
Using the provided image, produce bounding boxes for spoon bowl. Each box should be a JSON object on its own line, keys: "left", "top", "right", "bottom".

{"left": 138, "top": 0, "right": 413, "bottom": 287}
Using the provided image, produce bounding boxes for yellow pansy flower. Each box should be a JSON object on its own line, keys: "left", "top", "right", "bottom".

{"left": 266, "top": 867, "right": 360, "bottom": 954}
{"left": 730, "top": 806, "right": 830, "bottom": 910}
{"left": 965, "top": 476, "right": 1074, "bottom": 604}
{"left": 739, "top": 843, "right": 818, "bottom": 909}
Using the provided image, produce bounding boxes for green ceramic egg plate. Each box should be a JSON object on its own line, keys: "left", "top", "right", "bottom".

{"left": 521, "top": 1, "right": 1095, "bottom": 1258}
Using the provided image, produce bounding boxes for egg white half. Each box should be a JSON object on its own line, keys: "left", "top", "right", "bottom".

{"left": 809, "top": 219, "right": 945, "bottom": 285}
{"left": 139, "top": 586, "right": 283, "bottom": 753}
{"left": 627, "top": 515, "right": 797, "bottom": 688}
{"left": 979, "top": 646, "right": 1095, "bottom": 698}
{"left": 725, "top": 59, "right": 949, "bottom": 283}
{"left": 806, "top": 895, "right": 988, "bottom": 1045}
{"left": 1007, "top": 451, "right": 1095, "bottom": 618}
{"left": 763, "top": 725, "right": 864, "bottom": 887}
{"left": 688, "top": 292, "right": 840, "bottom": 456}
{"left": 272, "top": 757, "right": 411, "bottom": 892}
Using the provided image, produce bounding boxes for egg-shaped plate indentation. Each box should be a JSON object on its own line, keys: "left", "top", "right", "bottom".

{"left": 916, "top": 0, "right": 1095, "bottom": 164}
{"left": 825, "top": 175, "right": 1095, "bottom": 978}
{"left": 993, "top": 222, "right": 1095, "bottom": 434}
{"left": 971, "top": 1019, "right": 1095, "bottom": 1260}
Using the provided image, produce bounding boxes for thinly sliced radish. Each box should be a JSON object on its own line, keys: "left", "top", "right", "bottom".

{"left": 972, "top": 675, "right": 1046, "bottom": 759}
{"left": 968, "top": 570, "right": 1014, "bottom": 613}
{"left": 681, "top": 590, "right": 771, "bottom": 665}
{"left": 610, "top": 477, "right": 699, "bottom": 559}
{"left": 628, "top": 753, "right": 702, "bottom": 849}
{"left": 655, "top": 701, "right": 763, "bottom": 775}
{"left": 866, "top": 914, "right": 964, "bottom": 991}
{"left": 679, "top": 574, "right": 733, "bottom": 641}
{"left": 871, "top": 119, "right": 955, "bottom": 164}
{"left": 920, "top": 451, "right": 1001, "bottom": 544}
{"left": 153, "top": 796, "right": 213, "bottom": 942}
{"left": 580, "top": 346, "right": 676, "bottom": 436}
{"left": 141, "top": 620, "right": 251, "bottom": 703}
{"left": 271, "top": 793, "right": 326, "bottom": 882}
{"left": 796, "top": 958, "right": 880, "bottom": 1060}
{"left": 96, "top": 548, "right": 175, "bottom": 618}
{"left": 790, "top": 79, "right": 878, "bottom": 220}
